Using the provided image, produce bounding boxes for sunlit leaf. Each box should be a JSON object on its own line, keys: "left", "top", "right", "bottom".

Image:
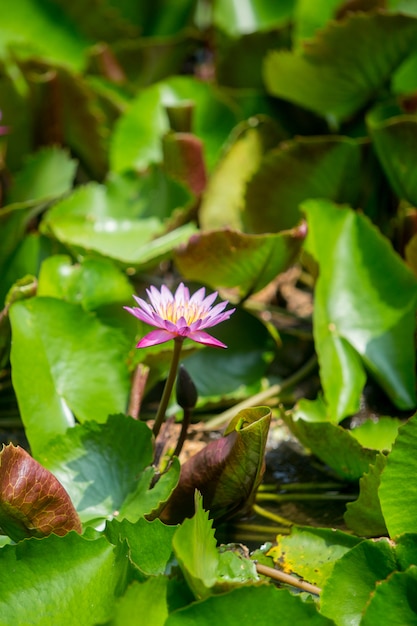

{"left": 0, "top": 444, "right": 81, "bottom": 541}
{"left": 244, "top": 136, "right": 362, "bottom": 233}
{"left": 9, "top": 297, "right": 130, "bottom": 453}
{"left": 344, "top": 453, "right": 388, "bottom": 537}
{"left": 379, "top": 413, "right": 417, "bottom": 537}
{"left": 268, "top": 525, "right": 361, "bottom": 587}
{"left": 174, "top": 226, "right": 304, "bottom": 298}
{"left": 361, "top": 566, "right": 417, "bottom": 625}
{"left": 160, "top": 407, "right": 271, "bottom": 523}
{"left": 110, "top": 76, "right": 238, "bottom": 173}
{"left": 304, "top": 198, "right": 417, "bottom": 420}
{"left": 36, "top": 414, "right": 177, "bottom": 525}
{"left": 349, "top": 417, "right": 402, "bottom": 451}
{"left": 264, "top": 12, "right": 417, "bottom": 122}
{"left": 320, "top": 539, "right": 397, "bottom": 626}
{"left": 213, "top": 0, "right": 294, "bottom": 36}
{"left": 0, "top": 532, "right": 128, "bottom": 625}
{"left": 110, "top": 577, "right": 169, "bottom": 626}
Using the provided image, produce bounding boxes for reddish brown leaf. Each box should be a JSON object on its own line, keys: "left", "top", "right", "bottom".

{"left": 0, "top": 444, "right": 82, "bottom": 541}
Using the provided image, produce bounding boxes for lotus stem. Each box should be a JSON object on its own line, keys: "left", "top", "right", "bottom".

{"left": 153, "top": 338, "right": 183, "bottom": 438}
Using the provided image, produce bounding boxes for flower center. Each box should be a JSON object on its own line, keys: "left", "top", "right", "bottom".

{"left": 161, "top": 301, "right": 204, "bottom": 326}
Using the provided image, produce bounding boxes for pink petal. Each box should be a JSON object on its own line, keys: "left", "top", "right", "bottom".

{"left": 188, "top": 330, "right": 228, "bottom": 348}
{"left": 136, "top": 329, "right": 174, "bottom": 348}
{"left": 123, "top": 306, "right": 157, "bottom": 326}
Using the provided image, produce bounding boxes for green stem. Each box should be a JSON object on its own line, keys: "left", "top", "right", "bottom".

{"left": 252, "top": 503, "right": 293, "bottom": 526}
{"left": 204, "top": 353, "right": 318, "bottom": 430}
{"left": 256, "top": 492, "right": 356, "bottom": 503}
{"left": 152, "top": 338, "right": 183, "bottom": 438}
{"left": 258, "top": 481, "right": 343, "bottom": 492}
{"left": 173, "top": 406, "right": 192, "bottom": 458}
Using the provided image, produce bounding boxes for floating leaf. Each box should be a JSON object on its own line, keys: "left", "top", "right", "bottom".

{"left": 9, "top": 297, "right": 130, "bottom": 453}
{"left": 344, "top": 453, "right": 388, "bottom": 537}
{"left": 37, "top": 414, "right": 178, "bottom": 526}
{"left": 304, "top": 198, "right": 417, "bottom": 421}
{"left": 0, "top": 444, "right": 81, "bottom": 541}
{"left": 174, "top": 227, "right": 304, "bottom": 299}
{"left": 244, "top": 136, "right": 362, "bottom": 233}
{"left": 166, "top": 585, "right": 334, "bottom": 626}
{"left": 379, "top": 413, "right": 417, "bottom": 537}
{"left": 361, "top": 566, "right": 417, "bottom": 625}
{"left": 264, "top": 12, "right": 417, "bottom": 122}
{"left": 0, "top": 532, "right": 128, "bottom": 626}
{"left": 268, "top": 526, "right": 360, "bottom": 588}
{"left": 160, "top": 407, "right": 271, "bottom": 524}
{"left": 320, "top": 539, "right": 397, "bottom": 626}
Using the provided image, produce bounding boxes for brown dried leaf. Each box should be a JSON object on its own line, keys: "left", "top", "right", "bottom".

{"left": 0, "top": 444, "right": 82, "bottom": 541}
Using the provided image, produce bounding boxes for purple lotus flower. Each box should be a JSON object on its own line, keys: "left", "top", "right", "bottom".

{"left": 125, "top": 282, "right": 235, "bottom": 349}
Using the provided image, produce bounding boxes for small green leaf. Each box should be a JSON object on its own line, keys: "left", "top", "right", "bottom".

{"left": 379, "top": 413, "right": 417, "bottom": 537}
{"left": 0, "top": 532, "right": 129, "bottom": 625}
{"left": 304, "top": 198, "right": 417, "bottom": 420}
{"left": 349, "top": 417, "right": 402, "bottom": 451}
{"left": 0, "top": 444, "right": 81, "bottom": 541}
{"left": 320, "top": 539, "right": 398, "bottom": 626}
{"left": 344, "top": 453, "right": 388, "bottom": 538}
{"left": 110, "top": 577, "right": 169, "bottom": 626}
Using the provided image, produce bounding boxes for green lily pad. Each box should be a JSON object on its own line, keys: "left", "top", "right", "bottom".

{"left": 379, "top": 413, "right": 417, "bottom": 537}
{"left": 361, "top": 566, "right": 417, "bottom": 625}
{"left": 9, "top": 297, "right": 130, "bottom": 453}
{"left": 37, "top": 414, "right": 178, "bottom": 525}
{"left": 0, "top": 532, "right": 128, "bottom": 626}
{"left": 344, "top": 453, "right": 389, "bottom": 538}
{"left": 264, "top": 12, "right": 417, "bottom": 122}
{"left": 304, "top": 198, "right": 417, "bottom": 421}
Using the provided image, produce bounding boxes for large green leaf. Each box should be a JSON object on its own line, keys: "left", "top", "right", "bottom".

{"left": 304, "top": 198, "right": 417, "bottom": 421}
{"left": 41, "top": 177, "right": 196, "bottom": 269}
{"left": 264, "top": 12, "right": 417, "bottom": 122}
{"left": 166, "top": 585, "right": 334, "bottom": 626}
{"left": 9, "top": 297, "right": 130, "bottom": 453}
{"left": 320, "top": 539, "right": 398, "bottom": 626}
{"left": 213, "top": 0, "right": 294, "bottom": 36}
{"left": 174, "top": 227, "right": 304, "bottom": 299}
{"left": 0, "top": 532, "right": 128, "bottom": 626}
{"left": 244, "top": 136, "right": 362, "bottom": 233}
{"left": 37, "top": 414, "right": 178, "bottom": 525}
{"left": 110, "top": 76, "right": 238, "bottom": 173}
{"left": 379, "top": 413, "right": 417, "bottom": 537}
{"left": 367, "top": 103, "right": 417, "bottom": 205}
{"left": 361, "top": 566, "right": 417, "bottom": 625}
{"left": 110, "top": 577, "right": 169, "bottom": 626}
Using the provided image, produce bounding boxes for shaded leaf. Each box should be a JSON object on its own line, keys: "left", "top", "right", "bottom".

{"left": 37, "top": 414, "right": 177, "bottom": 526}
{"left": 9, "top": 297, "right": 130, "bottom": 453}
{"left": 166, "top": 585, "right": 334, "bottom": 626}
{"left": 110, "top": 577, "right": 169, "bottom": 626}
{"left": 0, "top": 444, "right": 81, "bottom": 541}
{"left": 361, "top": 566, "right": 417, "bottom": 625}
{"left": 264, "top": 12, "right": 417, "bottom": 122}
{"left": 160, "top": 407, "right": 271, "bottom": 523}
{"left": 244, "top": 136, "right": 362, "bottom": 233}
{"left": 344, "top": 453, "right": 388, "bottom": 537}
{"left": 174, "top": 226, "right": 304, "bottom": 299}
{"left": 268, "top": 526, "right": 361, "bottom": 588}
{"left": 0, "top": 532, "right": 128, "bottom": 626}
{"left": 367, "top": 103, "right": 417, "bottom": 205}
{"left": 320, "top": 539, "right": 397, "bottom": 626}
{"left": 304, "top": 198, "right": 417, "bottom": 420}
{"left": 379, "top": 413, "right": 417, "bottom": 537}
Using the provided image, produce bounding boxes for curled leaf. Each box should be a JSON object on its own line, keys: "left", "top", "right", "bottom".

{"left": 160, "top": 406, "right": 271, "bottom": 524}
{"left": 0, "top": 444, "right": 82, "bottom": 541}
